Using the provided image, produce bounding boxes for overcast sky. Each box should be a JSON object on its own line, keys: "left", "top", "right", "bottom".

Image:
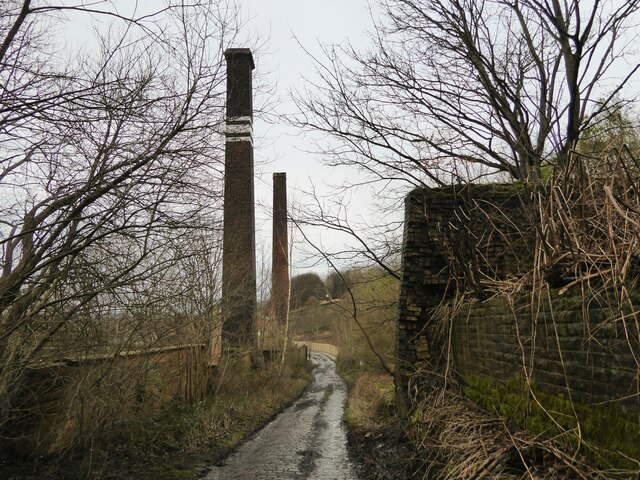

{"left": 36, "top": 0, "right": 640, "bottom": 279}
{"left": 84, "top": 0, "right": 381, "bottom": 278}
{"left": 237, "top": 0, "right": 380, "bottom": 271}
{"left": 59, "top": 0, "right": 382, "bottom": 276}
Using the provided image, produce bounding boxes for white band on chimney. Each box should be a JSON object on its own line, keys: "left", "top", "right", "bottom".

{"left": 226, "top": 116, "right": 252, "bottom": 124}
{"left": 226, "top": 123, "right": 253, "bottom": 135}
{"left": 225, "top": 116, "right": 253, "bottom": 142}
{"left": 226, "top": 137, "right": 253, "bottom": 145}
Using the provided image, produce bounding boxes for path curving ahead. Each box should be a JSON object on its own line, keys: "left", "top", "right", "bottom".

{"left": 203, "top": 353, "right": 359, "bottom": 480}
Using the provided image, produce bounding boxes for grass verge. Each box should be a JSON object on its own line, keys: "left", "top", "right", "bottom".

{"left": 342, "top": 371, "right": 423, "bottom": 479}
{"left": 344, "top": 373, "right": 395, "bottom": 429}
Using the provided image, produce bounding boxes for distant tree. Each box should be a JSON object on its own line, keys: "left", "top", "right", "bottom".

{"left": 326, "top": 268, "right": 364, "bottom": 299}
{"left": 326, "top": 270, "right": 348, "bottom": 300}
{"left": 290, "top": 273, "right": 326, "bottom": 310}
{"left": 578, "top": 102, "right": 640, "bottom": 158}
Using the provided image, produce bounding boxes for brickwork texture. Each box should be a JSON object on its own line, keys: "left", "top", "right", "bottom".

{"left": 397, "top": 184, "right": 639, "bottom": 415}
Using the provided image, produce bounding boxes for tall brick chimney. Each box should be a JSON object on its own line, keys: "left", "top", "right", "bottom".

{"left": 221, "top": 48, "right": 256, "bottom": 346}
{"left": 271, "top": 172, "right": 289, "bottom": 325}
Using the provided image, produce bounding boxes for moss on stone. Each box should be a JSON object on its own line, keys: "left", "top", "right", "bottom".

{"left": 463, "top": 374, "right": 640, "bottom": 471}
{"left": 410, "top": 182, "right": 525, "bottom": 202}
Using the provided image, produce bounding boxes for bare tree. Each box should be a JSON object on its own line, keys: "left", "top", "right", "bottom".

{"left": 0, "top": 0, "right": 241, "bottom": 427}
{"left": 294, "top": 0, "right": 640, "bottom": 185}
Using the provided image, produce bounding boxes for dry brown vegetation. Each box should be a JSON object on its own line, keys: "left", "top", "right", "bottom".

{"left": 345, "top": 373, "right": 395, "bottom": 430}
{"left": 0, "top": 1, "right": 243, "bottom": 461}
{"left": 404, "top": 138, "right": 640, "bottom": 478}
{"left": 406, "top": 369, "right": 613, "bottom": 480}
{"left": 0, "top": 350, "right": 310, "bottom": 480}
{"left": 0, "top": 5, "right": 304, "bottom": 478}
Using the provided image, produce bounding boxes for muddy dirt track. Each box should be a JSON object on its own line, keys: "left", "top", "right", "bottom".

{"left": 203, "top": 353, "right": 359, "bottom": 480}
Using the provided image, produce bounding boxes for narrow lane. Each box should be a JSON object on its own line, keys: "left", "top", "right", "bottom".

{"left": 203, "top": 353, "right": 359, "bottom": 480}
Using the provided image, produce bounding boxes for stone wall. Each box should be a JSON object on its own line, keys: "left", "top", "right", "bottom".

{"left": 397, "top": 183, "right": 639, "bottom": 414}
{"left": 396, "top": 184, "right": 528, "bottom": 366}
{"left": 452, "top": 290, "right": 639, "bottom": 411}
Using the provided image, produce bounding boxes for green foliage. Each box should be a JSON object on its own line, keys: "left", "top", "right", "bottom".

{"left": 291, "top": 267, "right": 398, "bottom": 378}
{"left": 540, "top": 111, "right": 640, "bottom": 182}
{"left": 580, "top": 102, "right": 640, "bottom": 157}
{"left": 290, "top": 302, "right": 342, "bottom": 340}
{"left": 463, "top": 375, "right": 640, "bottom": 471}
{"left": 325, "top": 267, "right": 376, "bottom": 300}
{"left": 334, "top": 271, "right": 398, "bottom": 378}
{"left": 411, "top": 182, "right": 524, "bottom": 203}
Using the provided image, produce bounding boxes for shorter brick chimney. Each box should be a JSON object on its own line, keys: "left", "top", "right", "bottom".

{"left": 271, "top": 172, "right": 289, "bottom": 325}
